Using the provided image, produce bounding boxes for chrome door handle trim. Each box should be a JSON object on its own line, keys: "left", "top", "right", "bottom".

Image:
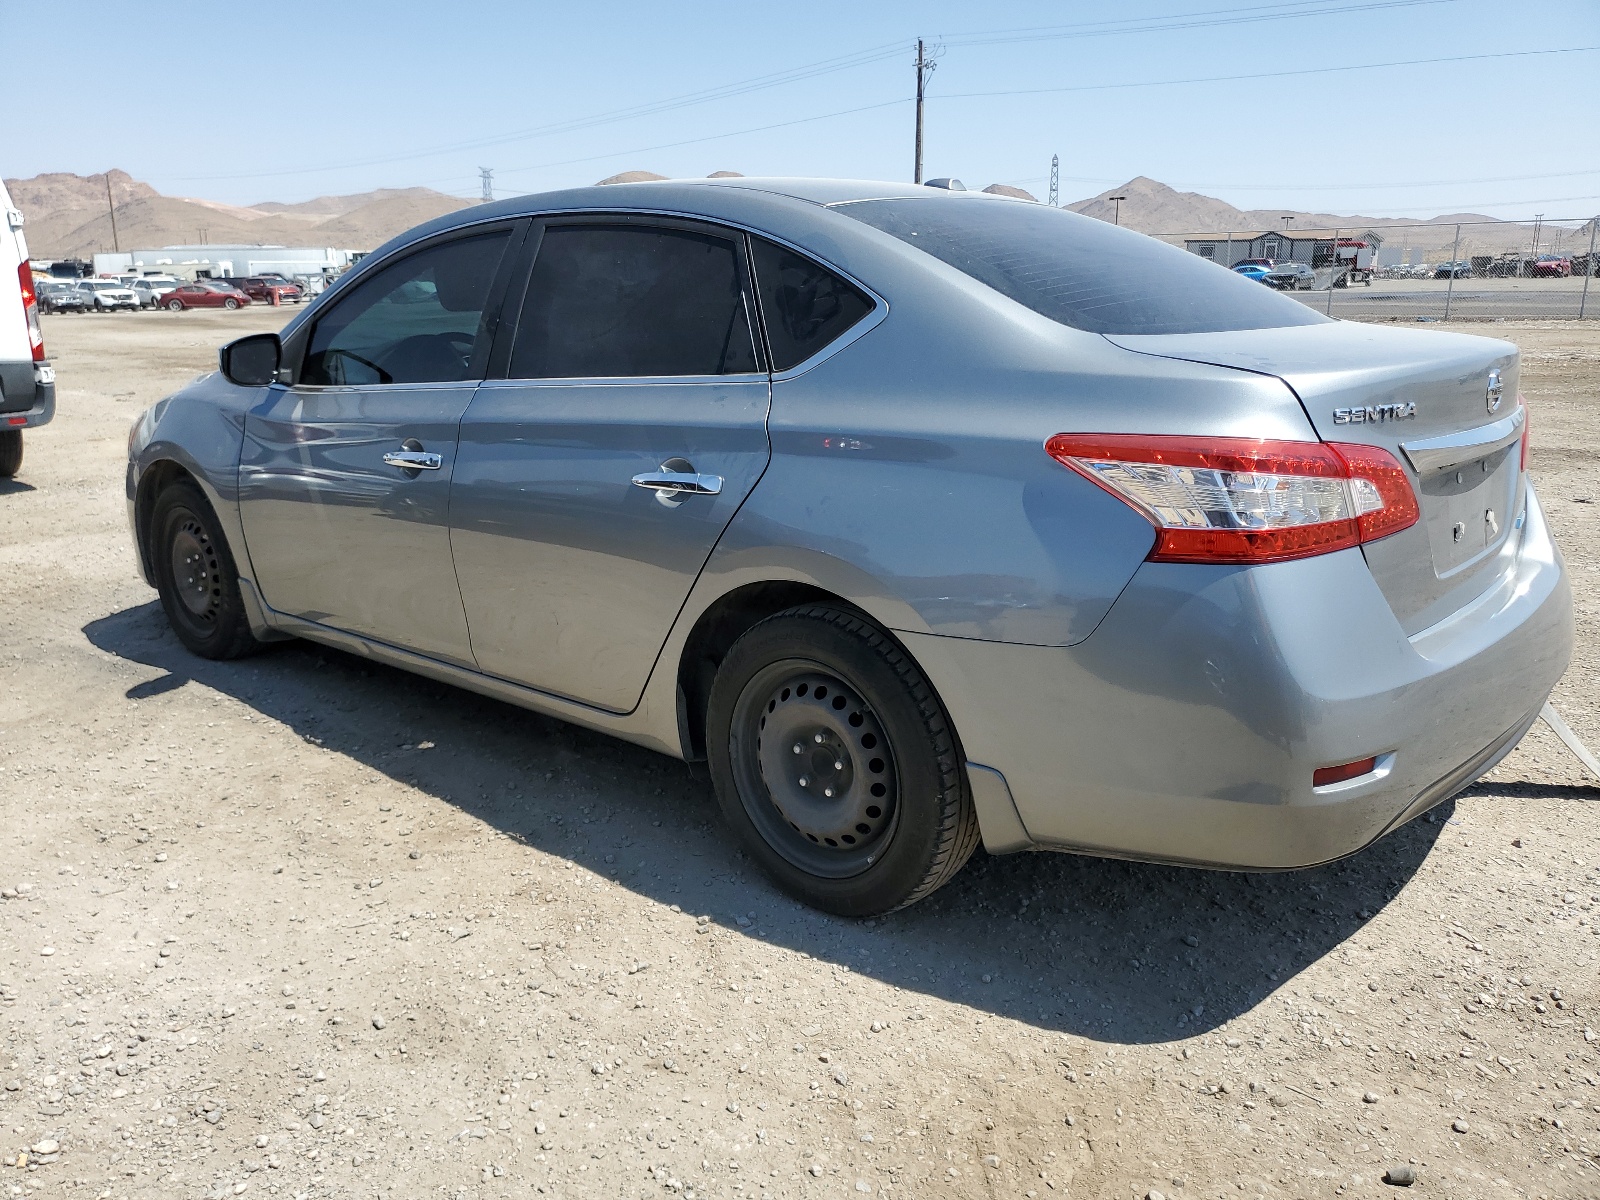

{"left": 1400, "top": 407, "right": 1524, "bottom": 475}
{"left": 630, "top": 470, "right": 723, "bottom": 496}
{"left": 383, "top": 450, "right": 443, "bottom": 470}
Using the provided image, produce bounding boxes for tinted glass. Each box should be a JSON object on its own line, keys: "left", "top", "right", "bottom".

{"left": 510, "top": 224, "right": 758, "bottom": 379}
{"left": 302, "top": 231, "right": 510, "bottom": 386}
{"left": 749, "top": 238, "right": 873, "bottom": 372}
{"left": 840, "top": 198, "right": 1327, "bottom": 335}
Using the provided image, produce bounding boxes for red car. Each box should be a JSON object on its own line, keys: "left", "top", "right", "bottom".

{"left": 161, "top": 282, "right": 253, "bottom": 311}
{"left": 233, "top": 276, "right": 304, "bottom": 305}
{"left": 1530, "top": 254, "right": 1572, "bottom": 278}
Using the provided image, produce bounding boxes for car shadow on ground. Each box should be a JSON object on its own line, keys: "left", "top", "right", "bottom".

{"left": 86, "top": 601, "right": 1449, "bottom": 1045}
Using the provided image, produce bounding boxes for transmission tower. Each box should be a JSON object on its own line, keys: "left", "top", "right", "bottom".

{"left": 479, "top": 167, "right": 494, "bottom": 203}
{"left": 1048, "top": 155, "right": 1059, "bottom": 208}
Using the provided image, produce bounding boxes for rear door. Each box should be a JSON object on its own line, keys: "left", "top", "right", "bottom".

{"left": 450, "top": 216, "right": 771, "bottom": 712}
{"left": 1106, "top": 322, "right": 1524, "bottom": 634}
{"left": 238, "top": 222, "right": 523, "bottom": 665}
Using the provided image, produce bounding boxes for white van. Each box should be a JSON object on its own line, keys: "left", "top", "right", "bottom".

{"left": 0, "top": 178, "right": 55, "bottom": 477}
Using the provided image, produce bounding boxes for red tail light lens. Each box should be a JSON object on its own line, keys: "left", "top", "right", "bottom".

{"left": 1045, "top": 434, "right": 1420, "bottom": 565}
{"left": 1518, "top": 393, "right": 1529, "bottom": 472}
{"left": 17, "top": 261, "right": 44, "bottom": 363}
{"left": 1313, "top": 757, "right": 1379, "bottom": 787}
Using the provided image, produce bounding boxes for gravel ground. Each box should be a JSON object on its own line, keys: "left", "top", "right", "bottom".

{"left": 1, "top": 309, "right": 1597, "bottom": 1200}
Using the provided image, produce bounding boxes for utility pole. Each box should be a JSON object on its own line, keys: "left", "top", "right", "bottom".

{"left": 105, "top": 173, "right": 121, "bottom": 253}
{"left": 1048, "top": 154, "right": 1059, "bottom": 208}
{"left": 1529, "top": 213, "right": 1543, "bottom": 275}
{"left": 479, "top": 167, "right": 494, "bottom": 203}
{"left": 1579, "top": 215, "right": 1596, "bottom": 320}
{"left": 1109, "top": 194, "right": 1127, "bottom": 226}
{"left": 913, "top": 38, "right": 937, "bottom": 185}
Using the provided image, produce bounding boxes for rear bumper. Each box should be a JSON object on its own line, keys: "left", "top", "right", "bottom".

{"left": 905, "top": 483, "right": 1573, "bottom": 870}
{"left": 0, "top": 360, "right": 55, "bottom": 427}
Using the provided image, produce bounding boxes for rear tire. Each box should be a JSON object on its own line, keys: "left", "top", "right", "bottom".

{"left": 0, "top": 430, "right": 21, "bottom": 478}
{"left": 167, "top": 298, "right": 183, "bottom": 312}
{"left": 150, "top": 480, "right": 263, "bottom": 660}
{"left": 706, "top": 604, "right": 978, "bottom": 916}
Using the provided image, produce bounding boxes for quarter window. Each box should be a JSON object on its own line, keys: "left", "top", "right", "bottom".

{"left": 509, "top": 224, "right": 758, "bottom": 379}
{"left": 301, "top": 231, "right": 511, "bottom": 386}
{"left": 749, "top": 238, "right": 873, "bottom": 372}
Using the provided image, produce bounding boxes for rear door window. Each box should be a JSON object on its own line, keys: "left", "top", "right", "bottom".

{"left": 301, "top": 230, "right": 511, "bottom": 386}
{"left": 508, "top": 222, "right": 758, "bottom": 379}
{"left": 748, "top": 238, "right": 873, "bottom": 372}
{"left": 838, "top": 197, "right": 1327, "bottom": 335}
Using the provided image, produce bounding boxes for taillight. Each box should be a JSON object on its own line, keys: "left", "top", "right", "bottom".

{"left": 1045, "top": 434, "right": 1420, "bottom": 565}
{"left": 1518, "top": 393, "right": 1529, "bottom": 472}
{"left": 17, "top": 261, "right": 44, "bottom": 362}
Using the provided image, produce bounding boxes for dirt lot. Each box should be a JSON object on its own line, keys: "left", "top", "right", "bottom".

{"left": 1, "top": 309, "right": 1597, "bottom": 1200}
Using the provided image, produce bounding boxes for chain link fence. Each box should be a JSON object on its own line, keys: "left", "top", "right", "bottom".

{"left": 1159, "top": 216, "right": 1600, "bottom": 322}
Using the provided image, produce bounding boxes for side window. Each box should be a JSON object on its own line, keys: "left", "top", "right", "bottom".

{"left": 749, "top": 238, "right": 873, "bottom": 372}
{"left": 301, "top": 231, "right": 511, "bottom": 387}
{"left": 509, "top": 224, "right": 758, "bottom": 379}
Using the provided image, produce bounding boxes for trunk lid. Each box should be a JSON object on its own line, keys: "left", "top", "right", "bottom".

{"left": 1106, "top": 322, "right": 1524, "bottom": 634}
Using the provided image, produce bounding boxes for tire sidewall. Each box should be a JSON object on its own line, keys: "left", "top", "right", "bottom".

{"left": 150, "top": 483, "right": 250, "bottom": 658}
{"left": 707, "top": 609, "right": 965, "bottom": 916}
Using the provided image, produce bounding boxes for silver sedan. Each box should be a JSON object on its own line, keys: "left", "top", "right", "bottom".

{"left": 125, "top": 178, "right": 1573, "bottom": 915}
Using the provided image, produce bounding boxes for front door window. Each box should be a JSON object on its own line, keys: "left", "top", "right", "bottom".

{"left": 302, "top": 232, "right": 510, "bottom": 386}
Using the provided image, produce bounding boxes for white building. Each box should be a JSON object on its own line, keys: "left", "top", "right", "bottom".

{"left": 93, "top": 244, "right": 359, "bottom": 283}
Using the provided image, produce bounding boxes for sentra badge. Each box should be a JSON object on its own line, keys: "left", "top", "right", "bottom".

{"left": 1331, "top": 402, "right": 1416, "bottom": 425}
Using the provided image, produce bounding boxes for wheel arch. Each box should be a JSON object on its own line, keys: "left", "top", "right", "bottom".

{"left": 132, "top": 458, "right": 200, "bottom": 583}
{"left": 675, "top": 580, "right": 840, "bottom": 763}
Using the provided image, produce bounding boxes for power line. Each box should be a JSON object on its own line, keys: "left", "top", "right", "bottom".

{"left": 486, "top": 44, "right": 1593, "bottom": 183}
{"left": 938, "top": 45, "right": 1599, "bottom": 103}
{"left": 162, "top": 0, "right": 1453, "bottom": 184}
{"left": 936, "top": 0, "right": 1456, "bottom": 47}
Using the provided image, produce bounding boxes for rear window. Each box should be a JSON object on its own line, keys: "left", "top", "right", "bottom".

{"left": 837, "top": 197, "right": 1327, "bottom": 336}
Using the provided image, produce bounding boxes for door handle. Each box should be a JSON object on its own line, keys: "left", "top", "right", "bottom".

{"left": 631, "top": 470, "right": 723, "bottom": 496}
{"left": 383, "top": 450, "right": 443, "bottom": 471}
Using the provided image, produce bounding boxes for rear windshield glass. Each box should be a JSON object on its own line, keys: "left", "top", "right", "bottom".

{"left": 837, "top": 197, "right": 1328, "bottom": 336}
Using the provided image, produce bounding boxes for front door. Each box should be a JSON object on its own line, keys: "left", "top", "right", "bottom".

{"left": 238, "top": 224, "right": 521, "bottom": 666}
{"left": 450, "top": 217, "right": 771, "bottom": 711}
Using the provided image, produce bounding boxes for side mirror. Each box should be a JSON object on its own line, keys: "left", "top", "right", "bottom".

{"left": 219, "top": 333, "right": 283, "bottom": 386}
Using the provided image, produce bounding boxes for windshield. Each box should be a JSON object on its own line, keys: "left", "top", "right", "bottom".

{"left": 839, "top": 198, "right": 1328, "bottom": 335}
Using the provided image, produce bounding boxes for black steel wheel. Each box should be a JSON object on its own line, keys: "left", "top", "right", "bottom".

{"left": 150, "top": 480, "right": 262, "bottom": 659}
{"left": 707, "top": 605, "right": 978, "bottom": 915}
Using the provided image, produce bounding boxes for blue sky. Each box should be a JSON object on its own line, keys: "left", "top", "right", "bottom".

{"left": 8, "top": 0, "right": 1598, "bottom": 219}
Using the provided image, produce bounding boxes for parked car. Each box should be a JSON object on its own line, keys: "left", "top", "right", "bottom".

{"left": 76, "top": 278, "right": 139, "bottom": 311}
{"left": 1262, "top": 261, "right": 1316, "bottom": 291}
{"left": 0, "top": 178, "right": 55, "bottom": 477}
{"left": 233, "top": 276, "right": 304, "bottom": 304}
{"left": 160, "top": 282, "right": 252, "bottom": 311}
{"left": 1530, "top": 254, "right": 1572, "bottom": 278}
{"left": 126, "top": 179, "right": 1573, "bottom": 915}
{"left": 1232, "top": 258, "right": 1274, "bottom": 271}
{"left": 37, "top": 280, "right": 89, "bottom": 314}
{"left": 131, "top": 277, "right": 182, "bottom": 308}
{"left": 1232, "top": 262, "right": 1273, "bottom": 283}
{"left": 1433, "top": 261, "right": 1472, "bottom": 279}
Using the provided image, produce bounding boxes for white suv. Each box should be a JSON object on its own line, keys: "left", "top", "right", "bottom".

{"left": 0, "top": 178, "right": 54, "bottom": 477}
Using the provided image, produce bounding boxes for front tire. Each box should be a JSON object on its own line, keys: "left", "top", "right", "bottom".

{"left": 707, "top": 605, "right": 978, "bottom": 915}
{"left": 223, "top": 297, "right": 239, "bottom": 310}
{"left": 150, "top": 480, "right": 263, "bottom": 660}
{"left": 0, "top": 430, "right": 21, "bottom": 478}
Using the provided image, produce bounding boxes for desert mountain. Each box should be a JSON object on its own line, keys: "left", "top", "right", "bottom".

{"left": 1069, "top": 176, "right": 1528, "bottom": 253}
{"left": 8, "top": 169, "right": 1531, "bottom": 261}
{"left": 3, "top": 171, "right": 473, "bottom": 258}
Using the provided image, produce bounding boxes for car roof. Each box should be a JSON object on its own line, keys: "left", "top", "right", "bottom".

{"left": 393, "top": 177, "right": 1025, "bottom": 247}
